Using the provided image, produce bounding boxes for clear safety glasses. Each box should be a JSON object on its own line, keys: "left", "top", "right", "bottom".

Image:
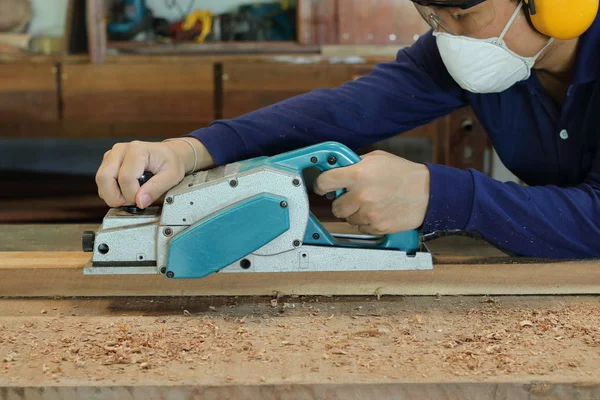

{"left": 413, "top": 0, "right": 500, "bottom": 36}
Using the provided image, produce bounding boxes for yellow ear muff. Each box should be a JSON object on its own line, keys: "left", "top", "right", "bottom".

{"left": 525, "top": 0, "right": 599, "bottom": 40}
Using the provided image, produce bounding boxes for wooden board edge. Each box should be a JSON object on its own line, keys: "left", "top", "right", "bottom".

{"left": 0, "top": 381, "right": 598, "bottom": 400}
{"left": 0, "top": 251, "right": 598, "bottom": 297}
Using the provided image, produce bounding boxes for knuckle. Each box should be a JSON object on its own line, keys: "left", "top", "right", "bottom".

{"left": 95, "top": 171, "right": 102, "bottom": 185}
{"left": 106, "top": 199, "right": 122, "bottom": 208}
{"left": 95, "top": 170, "right": 109, "bottom": 186}
{"left": 352, "top": 165, "right": 373, "bottom": 182}
{"left": 365, "top": 210, "right": 379, "bottom": 221}
{"left": 314, "top": 177, "right": 327, "bottom": 193}
{"left": 332, "top": 206, "right": 343, "bottom": 218}
{"left": 117, "top": 171, "right": 132, "bottom": 187}
{"left": 357, "top": 190, "right": 374, "bottom": 203}
{"left": 351, "top": 167, "right": 363, "bottom": 181}
{"left": 375, "top": 223, "right": 389, "bottom": 234}
{"left": 129, "top": 140, "right": 147, "bottom": 151}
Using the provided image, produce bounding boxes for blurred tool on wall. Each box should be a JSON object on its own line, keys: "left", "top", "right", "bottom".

{"left": 107, "top": 0, "right": 296, "bottom": 43}
{"left": 213, "top": 1, "right": 296, "bottom": 42}
{"left": 107, "top": 0, "right": 155, "bottom": 40}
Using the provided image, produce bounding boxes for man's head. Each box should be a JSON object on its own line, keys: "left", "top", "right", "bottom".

{"left": 413, "top": 0, "right": 598, "bottom": 56}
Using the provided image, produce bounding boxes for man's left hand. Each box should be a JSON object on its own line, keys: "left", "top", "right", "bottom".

{"left": 313, "top": 150, "right": 430, "bottom": 235}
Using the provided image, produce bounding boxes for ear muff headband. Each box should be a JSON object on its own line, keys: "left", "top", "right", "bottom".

{"left": 525, "top": 0, "right": 599, "bottom": 40}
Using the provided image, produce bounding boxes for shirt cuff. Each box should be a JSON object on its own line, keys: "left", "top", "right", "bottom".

{"left": 421, "top": 163, "right": 475, "bottom": 233}
{"left": 184, "top": 122, "right": 247, "bottom": 167}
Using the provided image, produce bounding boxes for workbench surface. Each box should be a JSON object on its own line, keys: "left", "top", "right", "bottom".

{"left": 0, "top": 224, "right": 598, "bottom": 399}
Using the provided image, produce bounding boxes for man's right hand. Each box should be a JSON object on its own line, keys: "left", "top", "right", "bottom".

{"left": 95, "top": 138, "right": 214, "bottom": 209}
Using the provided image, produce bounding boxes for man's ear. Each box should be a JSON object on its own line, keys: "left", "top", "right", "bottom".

{"left": 520, "top": 0, "right": 552, "bottom": 38}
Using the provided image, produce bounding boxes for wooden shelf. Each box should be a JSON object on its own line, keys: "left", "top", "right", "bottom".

{"left": 107, "top": 40, "right": 321, "bottom": 55}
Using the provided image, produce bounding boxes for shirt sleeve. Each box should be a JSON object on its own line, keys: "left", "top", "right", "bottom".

{"left": 422, "top": 150, "right": 600, "bottom": 258}
{"left": 185, "top": 31, "right": 467, "bottom": 166}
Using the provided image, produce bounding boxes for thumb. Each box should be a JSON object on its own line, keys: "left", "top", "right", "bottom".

{"left": 136, "top": 168, "right": 183, "bottom": 208}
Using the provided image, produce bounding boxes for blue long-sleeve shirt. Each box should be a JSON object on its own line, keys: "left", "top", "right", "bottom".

{"left": 187, "top": 18, "right": 600, "bottom": 259}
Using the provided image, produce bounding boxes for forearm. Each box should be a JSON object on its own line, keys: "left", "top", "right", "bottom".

{"left": 422, "top": 164, "right": 600, "bottom": 258}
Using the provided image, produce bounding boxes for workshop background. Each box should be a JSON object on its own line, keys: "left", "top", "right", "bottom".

{"left": 0, "top": 0, "right": 518, "bottom": 223}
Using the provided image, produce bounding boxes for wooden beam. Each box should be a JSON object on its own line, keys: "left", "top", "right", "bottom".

{"left": 0, "top": 382, "right": 598, "bottom": 400}
{"left": 86, "top": 0, "right": 106, "bottom": 65}
{"left": 0, "top": 251, "right": 597, "bottom": 297}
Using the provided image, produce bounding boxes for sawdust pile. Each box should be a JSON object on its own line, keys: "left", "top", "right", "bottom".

{"left": 0, "top": 297, "right": 598, "bottom": 385}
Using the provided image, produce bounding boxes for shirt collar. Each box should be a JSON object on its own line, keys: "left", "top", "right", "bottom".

{"left": 571, "top": 12, "right": 600, "bottom": 85}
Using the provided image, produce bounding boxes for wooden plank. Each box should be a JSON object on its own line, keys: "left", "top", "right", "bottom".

{"left": 0, "top": 250, "right": 597, "bottom": 297}
{"left": 0, "top": 64, "right": 58, "bottom": 121}
{"left": 108, "top": 41, "right": 320, "bottom": 55}
{"left": 61, "top": 64, "right": 214, "bottom": 122}
{"left": 0, "top": 382, "right": 597, "bottom": 400}
{"left": 222, "top": 63, "right": 360, "bottom": 118}
{"left": 0, "top": 223, "right": 506, "bottom": 256}
{"left": 321, "top": 44, "right": 403, "bottom": 58}
{"left": 0, "top": 196, "right": 108, "bottom": 223}
{"left": 223, "top": 63, "right": 355, "bottom": 91}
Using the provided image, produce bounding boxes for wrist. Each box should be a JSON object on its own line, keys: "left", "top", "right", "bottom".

{"left": 421, "top": 163, "right": 475, "bottom": 232}
{"left": 163, "top": 137, "right": 215, "bottom": 174}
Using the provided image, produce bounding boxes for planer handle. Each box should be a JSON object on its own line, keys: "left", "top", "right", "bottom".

{"left": 268, "top": 141, "right": 421, "bottom": 253}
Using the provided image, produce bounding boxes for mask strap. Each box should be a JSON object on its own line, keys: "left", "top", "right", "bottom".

{"left": 498, "top": 1, "right": 524, "bottom": 41}
{"left": 497, "top": 0, "right": 553, "bottom": 61}
{"left": 533, "top": 37, "right": 554, "bottom": 59}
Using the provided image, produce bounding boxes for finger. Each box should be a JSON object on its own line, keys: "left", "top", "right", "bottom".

{"left": 136, "top": 168, "right": 182, "bottom": 209}
{"left": 313, "top": 166, "right": 357, "bottom": 196}
{"left": 331, "top": 190, "right": 360, "bottom": 219}
{"left": 357, "top": 224, "right": 387, "bottom": 236}
{"left": 118, "top": 144, "right": 149, "bottom": 204}
{"left": 96, "top": 145, "right": 128, "bottom": 207}
{"left": 346, "top": 209, "right": 372, "bottom": 227}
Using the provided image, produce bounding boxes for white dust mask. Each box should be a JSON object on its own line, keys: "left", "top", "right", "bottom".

{"left": 432, "top": 1, "right": 553, "bottom": 93}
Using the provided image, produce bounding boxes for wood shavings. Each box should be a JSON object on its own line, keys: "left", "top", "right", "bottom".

{"left": 0, "top": 296, "right": 596, "bottom": 386}
{"left": 349, "top": 328, "right": 389, "bottom": 338}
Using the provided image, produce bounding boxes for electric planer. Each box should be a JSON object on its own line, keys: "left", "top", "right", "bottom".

{"left": 82, "top": 141, "right": 433, "bottom": 279}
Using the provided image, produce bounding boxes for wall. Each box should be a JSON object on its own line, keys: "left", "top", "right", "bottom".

{"left": 27, "top": 0, "right": 69, "bottom": 36}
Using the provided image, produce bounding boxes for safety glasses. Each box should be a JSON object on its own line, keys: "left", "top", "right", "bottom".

{"left": 412, "top": 0, "right": 500, "bottom": 36}
{"left": 411, "top": 0, "right": 488, "bottom": 9}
